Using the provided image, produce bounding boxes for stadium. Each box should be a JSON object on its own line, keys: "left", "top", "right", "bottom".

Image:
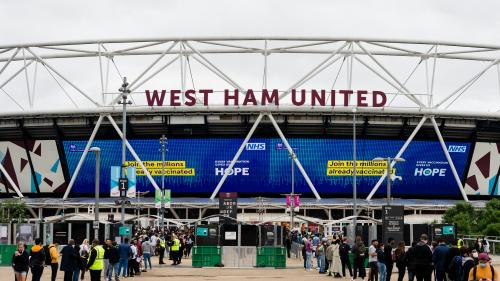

{"left": 0, "top": 37, "right": 499, "bottom": 243}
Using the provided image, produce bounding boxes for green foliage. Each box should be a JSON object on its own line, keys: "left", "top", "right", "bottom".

{"left": 0, "top": 199, "right": 30, "bottom": 223}
{"left": 443, "top": 199, "right": 500, "bottom": 235}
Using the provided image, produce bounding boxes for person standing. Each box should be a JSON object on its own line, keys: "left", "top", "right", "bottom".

{"left": 468, "top": 253, "right": 497, "bottom": 281}
{"left": 48, "top": 242, "right": 59, "bottom": 281}
{"left": 369, "top": 240, "right": 380, "bottom": 281}
{"left": 73, "top": 245, "right": 85, "bottom": 281}
{"left": 128, "top": 241, "right": 138, "bottom": 277}
{"left": 445, "top": 239, "right": 461, "bottom": 280}
{"left": 29, "top": 238, "right": 46, "bottom": 281}
{"left": 80, "top": 239, "right": 90, "bottom": 280}
{"left": 106, "top": 241, "right": 120, "bottom": 281}
{"left": 60, "top": 239, "right": 77, "bottom": 281}
{"left": 305, "top": 236, "right": 313, "bottom": 271}
{"left": 414, "top": 234, "right": 433, "bottom": 281}
{"left": 394, "top": 241, "right": 406, "bottom": 281}
{"left": 352, "top": 236, "right": 367, "bottom": 280}
{"left": 185, "top": 234, "right": 194, "bottom": 258}
{"left": 158, "top": 235, "right": 166, "bottom": 264}
{"left": 331, "top": 239, "right": 343, "bottom": 277}
{"left": 170, "top": 234, "right": 181, "bottom": 266}
{"left": 86, "top": 239, "right": 105, "bottom": 281}
{"left": 285, "top": 233, "right": 292, "bottom": 259}
{"left": 404, "top": 242, "right": 417, "bottom": 281}
{"left": 117, "top": 238, "right": 131, "bottom": 278}
{"left": 12, "top": 242, "right": 29, "bottom": 281}
{"left": 142, "top": 237, "right": 152, "bottom": 271}
{"left": 377, "top": 243, "right": 387, "bottom": 281}
{"left": 340, "top": 237, "right": 353, "bottom": 278}
{"left": 457, "top": 236, "right": 464, "bottom": 249}
{"left": 385, "top": 238, "right": 395, "bottom": 281}
{"left": 433, "top": 238, "right": 450, "bottom": 281}
{"left": 317, "top": 240, "right": 326, "bottom": 274}
{"left": 481, "top": 237, "right": 490, "bottom": 254}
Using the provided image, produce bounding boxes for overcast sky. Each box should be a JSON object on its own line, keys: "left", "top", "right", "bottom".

{"left": 1, "top": 0, "right": 499, "bottom": 112}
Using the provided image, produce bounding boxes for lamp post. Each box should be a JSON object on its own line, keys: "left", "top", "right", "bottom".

{"left": 372, "top": 157, "right": 405, "bottom": 205}
{"left": 352, "top": 108, "right": 357, "bottom": 240}
{"left": 118, "top": 77, "right": 132, "bottom": 226}
{"left": 90, "top": 147, "right": 101, "bottom": 240}
{"left": 159, "top": 135, "right": 168, "bottom": 232}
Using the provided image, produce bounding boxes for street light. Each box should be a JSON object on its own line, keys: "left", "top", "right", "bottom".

{"left": 90, "top": 147, "right": 101, "bottom": 240}
{"left": 372, "top": 157, "right": 405, "bottom": 205}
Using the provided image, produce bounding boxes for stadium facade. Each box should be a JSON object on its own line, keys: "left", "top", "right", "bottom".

{"left": 0, "top": 38, "right": 499, "bottom": 234}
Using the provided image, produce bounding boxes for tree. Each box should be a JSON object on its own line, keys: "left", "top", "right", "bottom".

{"left": 443, "top": 199, "right": 500, "bottom": 235}
{"left": 0, "top": 199, "right": 30, "bottom": 223}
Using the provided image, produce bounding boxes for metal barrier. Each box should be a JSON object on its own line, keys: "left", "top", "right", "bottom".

{"left": 462, "top": 236, "right": 499, "bottom": 255}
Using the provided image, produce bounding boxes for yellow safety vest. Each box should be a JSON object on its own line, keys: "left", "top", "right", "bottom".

{"left": 159, "top": 238, "right": 165, "bottom": 248}
{"left": 88, "top": 245, "right": 105, "bottom": 271}
{"left": 458, "top": 239, "right": 463, "bottom": 249}
{"left": 171, "top": 239, "right": 180, "bottom": 251}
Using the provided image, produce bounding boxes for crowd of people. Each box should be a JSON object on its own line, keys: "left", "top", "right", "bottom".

{"left": 293, "top": 232, "right": 497, "bottom": 281}
{"left": 10, "top": 226, "right": 195, "bottom": 281}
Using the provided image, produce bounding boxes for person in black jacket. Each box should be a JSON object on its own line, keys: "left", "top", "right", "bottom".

{"left": 385, "top": 238, "right": 395, "bottom": 281}
{"left": 445, "top": 239, "right": 460, "bottom": 281}
{"left": 404, "top": 242, "right": 417, "bottom": 281}
{"left": 29, "top": 238, "right": 46, "bottom": 281}
{"left": 352, "top": 236, "right": 367, "bottom": 280}
{"left": 413, "top": 234, "right": 433, "bottom": 281}
{"left": 60, "top": 239, "right": 77, "bottom": 281}
{"left": 105, "top": 239, "right": 120, "bottom": 281}
{"left": 12, "top": 242, "right": 29, "bottom": 281}
{"left": 340, "top": 237, "right": 353, "bottom": 278}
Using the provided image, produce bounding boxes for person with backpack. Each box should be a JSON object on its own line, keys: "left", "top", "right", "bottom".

{"left": 414, "top": 234, "right": 433, "bottom": 281}
{"left": 394, "top": 241, "right": 406, "bottom": 281}
{"left": 468, "top": 253, "right": 497, "bottom": 281}
{"left": 29, "top": 238, "right": 46, "bottom": 281}
{"left": 60, "top": 239, "right": 77, "bottom": 281}
{"left": 433, "top": 238, "right": 450, "bottom": 281}
{"left": 404, "top": 242, "right": 417, "bottom": 281}
{"left": 12, "top": 242, "right": 29, "bottom": 281}
{"left": 352, "top": 236, "right": 367, "bottom": 280}
{"left": 446, "top": 239, "right": 461, "bottom": 281}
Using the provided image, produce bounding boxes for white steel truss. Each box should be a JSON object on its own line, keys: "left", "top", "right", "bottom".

{"left": 0, "top": 38, "right": 499, "bottom": 199}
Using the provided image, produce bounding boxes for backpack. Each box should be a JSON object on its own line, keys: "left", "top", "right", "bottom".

{"left": 472, "top": 264, "right": 495, "bottom": 281}
{"left": 43, "top": 245, "right": 52, "bottom": 265}
{"left": 448, "top": 255, "right": 463, "bottom": 281}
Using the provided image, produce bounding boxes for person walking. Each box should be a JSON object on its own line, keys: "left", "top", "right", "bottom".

{"left": 369, "top": 240, "right": 380, "bottom": 281}
{"left": 446, "top": 239, "right": 461, "bottom": 281}
{"left": 352, "top": 236, "right": 367, "bottom": 280}
{"left": 117, "top": 238, "right": 131, "bottom": 278}
{"left": 29, "top": 238, "right": 46, "bottom": 281}
{"left": 405, "top": 242, "right": 417, "bottom": 281}
{"left": 12, "top": 242, "right": 29, "bottom": 281}
{"left": 468, "top": 253, "right": 497, "bottom": 281}
{"left": 142, "top": 237, "right": 153, "bottom": 271}
{"left": 394, "top": 241, "right": 406, "bottom": 281}
{"left": 60, "top": 239, "right": 77, "bottom": 281}
{"left": 86, "top": 239, "right": 105, "bottom": 281}
{"left": 433, "top": 238, "right": 450, "bottom": 281}
{"left": 48, "top": 242, "right": 59, "bottom": 281}
{"left": 377, "top": 243, "right": 387, "bottom": 281}
{"left": 340, "top": 237, "right": 353, "bottom": 278}
{"left": 385, "top": 238, "right": 395, "bottom": 281}
{"left": 414, "top": 234, "right": 433, "bottom": 281}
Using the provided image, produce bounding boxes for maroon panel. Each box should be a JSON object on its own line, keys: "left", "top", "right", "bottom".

{"left": 466, "top": 175, "right": 479, "bottom": 191}
{"left": 475, "top": 152, "right": 491, "bottom": 178}
{"left": 20, "top": 158, "right": 28, "bottom": 172}
{"left": 33, "top": 143, "right": 42, "bottom": 156}
{"left": 43, "top": 177, "right": 53, "bottom": 187}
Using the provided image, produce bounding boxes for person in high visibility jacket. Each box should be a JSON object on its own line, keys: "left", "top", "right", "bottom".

{"left": 170, "top": 235, "right": 181, "bottom": 266}
{"left": 86, "top": 239, "right": 105, "bottom": 281}
{"left": 458, "top": 236, "right": 464, "bottom": 249}
{"left": 158, "top": 236, "right": 166, "bottom": 265}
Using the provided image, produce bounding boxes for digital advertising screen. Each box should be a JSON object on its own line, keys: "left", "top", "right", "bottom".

{"left": 63, "top": 138, "right": 471, "bottom": 197}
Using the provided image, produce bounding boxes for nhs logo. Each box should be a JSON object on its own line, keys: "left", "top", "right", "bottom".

{"left": 448, "top": 145, "right": 467, "bottom": 153}
{"left": 246, "top": 143, "right": 266, "bottom": 150}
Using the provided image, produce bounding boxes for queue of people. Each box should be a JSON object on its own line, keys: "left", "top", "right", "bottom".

{"left": 11, "top": 226, "right": 195, "bottom": 281}
{"left": 298, "top": 233, "right": 497, "bottom": 281}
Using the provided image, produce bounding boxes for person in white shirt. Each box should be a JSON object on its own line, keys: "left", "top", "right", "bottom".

{"left": 150, "top": 234, "right": 158, "bottom": 256}
{"left": 128, "top": 241, "right": 138, "bottom": 277}
{"left": 368, "top": 240, "right": 379, "bottom": 281}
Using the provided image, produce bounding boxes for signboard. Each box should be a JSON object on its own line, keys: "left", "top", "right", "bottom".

{"left": 382, "top": 205, "right": 404, "bottom": 245}
{"left": 119, "top": 226, "right": 131, "bottom": 236}
{"left": 225, "top": 231, "right": 237, "bottom": 240}
{"left": 219, "top": 192, "right": 237, "bottom": 224}
{"left": 443, "top": 225, "right": 455, "bottom": 235}
{"left": 155, "top": 189, "right": 171, "bottom": 208}
{"left": 111, "top": 167, "right": 136, "bottom": 198}
{"left": 196, "top": 227, "right": 208, "bottom": 237}
{"left": 65, "top": 139, "right": 471, "bottom": 197}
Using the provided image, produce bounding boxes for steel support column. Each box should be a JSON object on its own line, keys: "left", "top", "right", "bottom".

{"left": 366, "top": 116, "right": 428, "bottom": 201}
